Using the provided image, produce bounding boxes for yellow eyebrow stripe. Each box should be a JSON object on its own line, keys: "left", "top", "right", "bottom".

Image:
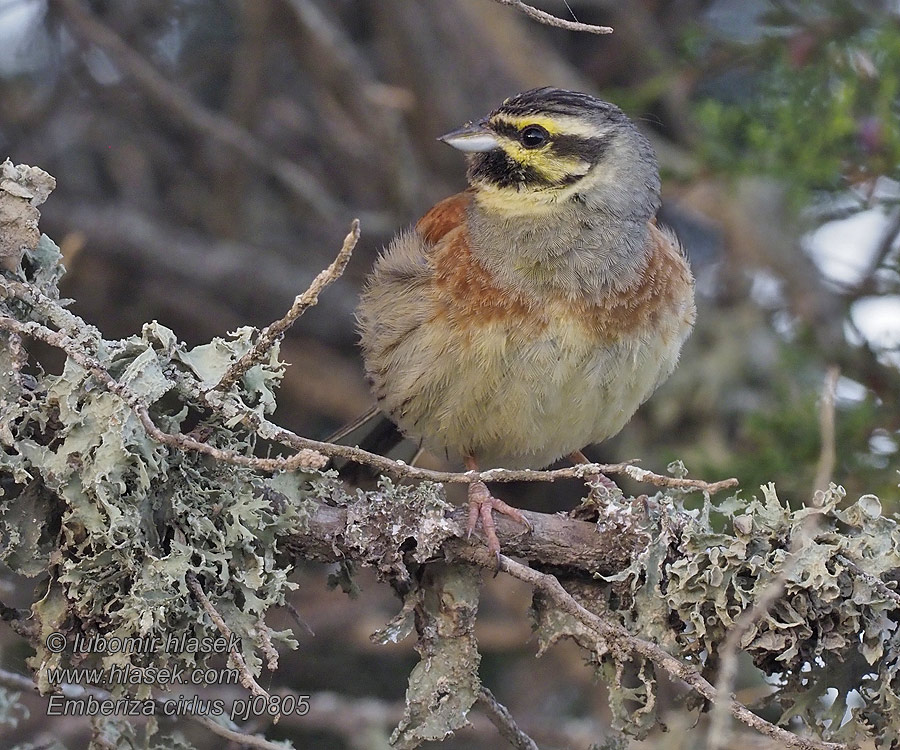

{"left": 491, "top": 113, "right": 601, "bottom": 139}
{"left": 492, "top": 114, "right": 563, "bottom": 135}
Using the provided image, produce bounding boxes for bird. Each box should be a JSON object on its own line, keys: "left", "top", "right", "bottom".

{"left": 350, "top": 87, "right": 696, "bottom": 563}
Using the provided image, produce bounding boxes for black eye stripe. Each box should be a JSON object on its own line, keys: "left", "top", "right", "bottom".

{"left": 550, "top": 135, "right": 608, "bottom": 162}
{"left": 488, "top": 120, "right": 606, "bottom": 162}
{"left": 468, "top": 149, "right": 547, "bottom": 188}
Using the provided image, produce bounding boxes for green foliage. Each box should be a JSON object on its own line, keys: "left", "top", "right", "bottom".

{"left": 723, "top": 383, "right": 893, "bottom": 502}
{"left": 695, "top": 7, "right": 900, "bottom": 201}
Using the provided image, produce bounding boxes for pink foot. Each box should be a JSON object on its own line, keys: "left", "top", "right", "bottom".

{"left": 466, "top": 480, "right": 531, "bottom": 570}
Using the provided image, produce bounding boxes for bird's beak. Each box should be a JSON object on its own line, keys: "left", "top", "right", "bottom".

{"left": 438, "top": 120, "right": 500, "bottom": 152}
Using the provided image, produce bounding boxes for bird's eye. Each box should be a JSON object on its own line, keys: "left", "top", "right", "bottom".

{"left": 520, "top": 125, "right": 549, "bottom": 149}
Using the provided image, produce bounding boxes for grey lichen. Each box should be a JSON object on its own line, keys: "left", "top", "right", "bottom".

{"left": 533, "top": 481, "right": 900, "bottom": 748}
{"left": 390, "top": 563, "right": 482, "bottom": 749}
{"left": 0, "top": 168, "right": 318, "bottom": 710}
{"left": 344, "top": 477, "right": 457, "bottom": 582}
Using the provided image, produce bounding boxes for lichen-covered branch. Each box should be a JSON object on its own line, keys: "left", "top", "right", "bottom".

{"left": 186, "top": 572, "right": 270, "bottom": 699}
{"left": 0, "top": 314, "right": 326, "bottom": 474}
{"left": 453, "top": 551, "right": 844, "bottom": 750}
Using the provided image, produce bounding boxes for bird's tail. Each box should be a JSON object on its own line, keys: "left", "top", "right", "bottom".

{"left": 325, "top": 406, "right": 423, "bottom": 482}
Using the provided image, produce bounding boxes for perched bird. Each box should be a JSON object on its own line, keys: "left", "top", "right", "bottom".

{"left": 353, "top": 87, "right": 696, "bottom": 560}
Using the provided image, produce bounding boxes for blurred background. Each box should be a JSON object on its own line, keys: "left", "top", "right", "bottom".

{"left": 0, "top": 0, "right": 898, "bottom": 748}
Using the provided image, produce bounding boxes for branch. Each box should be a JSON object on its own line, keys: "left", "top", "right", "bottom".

{"left": 204, "top": 382, "right": 738, "bottom": 492}
{"left": 198, "top": 378, "right": 741, "bottom": 494}
{"left": 192, "top": 717, "right": 288, "bottom": 750}
{"left": 287, "top": 496, "right": 646, "bottom": 574}
{"left": 491, "top": 0, "right": 613, "bottom": 34}
{"left": 477, "top": 686, "right": 540, "bottom": 750}
{"left": 214, "top": 219, "right": 360, "bottom": 392}
{"left": 813, "top": 366, "right": 840, "bottom": 494}
{"left": 50, "top": 0, "right": 341, "bottom": 217}
{"left": 186, "top": 572, "right": 270, "bottom": 699}
{"left": 451, "top": 550, "right": 845, "bottom": 750}
{"left": 0, "top": 315, "right": 327, "bottom": 474}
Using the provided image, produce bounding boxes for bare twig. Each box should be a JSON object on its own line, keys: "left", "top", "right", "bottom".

{"left": 186, "top": 572, "right": 270, "bottom": 699}
{"left": 50, "top": 0, "right": 340, "bottom": 217}
{"left": 477, "top": 686, "right": 540, "bottom": 750}
{"left": 213, "top": 398, "right": 737, "bottom": 492}
{"left": 193, "top": 716, "right": 288, "bottom": 750}
{"left": 284, "top": 601, "right": 316, "bottom": 638}
{"left": 450, "top": 550, "right": 844, "bottom": 750}
{"left": 214, "top": 219, "right": 360, "bottom": 392}
{"left": 200, "top": 382, "right": 742, "bottom": 493}
{"left": 491, "top": 0, "right": 613, "bottom": 34}
{"left": 813, "top": 366, "right": 840, "bottom": 494}
{"left": 0, "top": 315, "right": 327, "bottom": 474}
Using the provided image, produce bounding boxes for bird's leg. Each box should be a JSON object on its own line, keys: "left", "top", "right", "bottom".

{"left": 569, "top": 449, "right": 620, "bottom": 493}
{"left": 464, "top": 455, "right": 531, "bottom": 567}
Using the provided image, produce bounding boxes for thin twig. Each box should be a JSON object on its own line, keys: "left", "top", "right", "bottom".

{"left": 3, "top": 274, "right": 737, "bottom": 495}
{"left": 51, "top": 0, "right": 340, "bottom": 217}
{"left": 214, "top": 219, "right": 360, "bottom": 392}
{"left": 200, "top": 383, "right": 742, "bottom": 493}
{"left": 477, "top": 686, "right": 540, "bottom": 750}
{"left": 491, "top": 0, "right": 613, "bottom": 33}
{"left": 451, "top": 549, "right": 844, "bottom": 750}
{"left": 813, "top": 366, "right": 840, "bottom": 494}
{"left": 193, "top": 716, "right": 288, "bottom": 750}
{"left": 284, "top": 601, "right": 316, "bottom": 638}
{"left": 0, "top": 316, "right": 327, "bottom": 474}
{"left": 186, "top": 572, "right": 270, "bottom": 699}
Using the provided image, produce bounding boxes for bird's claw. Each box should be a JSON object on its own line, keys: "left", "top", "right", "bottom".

{"left": 465, "top": 480, "right": 530, "bottom": 574}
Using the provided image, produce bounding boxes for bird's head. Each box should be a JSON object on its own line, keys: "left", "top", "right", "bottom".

{"left": 439, "top": 87, "right": 659, "bottom": 219}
